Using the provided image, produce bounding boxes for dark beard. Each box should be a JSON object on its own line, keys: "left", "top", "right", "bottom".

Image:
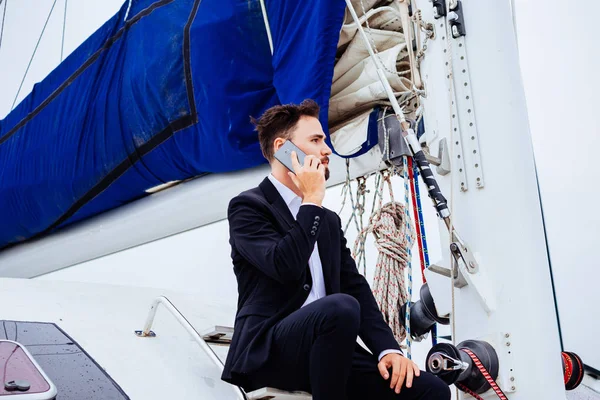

{"left": 325, "top": 166, "right": 330, "bottom": 181}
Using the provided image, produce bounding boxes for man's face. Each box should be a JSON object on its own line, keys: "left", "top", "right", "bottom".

{"left": 290, "top": 116, "right": 332, "bottom": 180}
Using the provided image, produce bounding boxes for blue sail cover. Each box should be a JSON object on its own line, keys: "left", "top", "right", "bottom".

{"left": 0, "top": 0, "right": 346, "bottom": 248}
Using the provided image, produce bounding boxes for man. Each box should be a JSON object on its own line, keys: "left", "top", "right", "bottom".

{"left": 222, "top": 100, "right": 450, "bottom": 400}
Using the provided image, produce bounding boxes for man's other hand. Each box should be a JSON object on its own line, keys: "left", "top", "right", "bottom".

{"left": 377, "top": 353, "right": 421, "bottom": 394}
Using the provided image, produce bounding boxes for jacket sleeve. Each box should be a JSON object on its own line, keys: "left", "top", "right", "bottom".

{"left": 335, "top": 214, "right": 402, "bottom": 356}
{"left": 228, "top": 195, "right": 326, "bottom": 284}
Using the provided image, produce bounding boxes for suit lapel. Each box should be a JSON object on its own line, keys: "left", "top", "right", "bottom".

{"left": 260, "top": 177, "right": 334, "bottom": 293}
{"left": 259, "top": 178, "right": 295, "bottom": 229}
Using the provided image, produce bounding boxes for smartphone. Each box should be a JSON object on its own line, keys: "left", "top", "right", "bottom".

{"left": 273, "top": 140, "right": 307, "bottom": 173}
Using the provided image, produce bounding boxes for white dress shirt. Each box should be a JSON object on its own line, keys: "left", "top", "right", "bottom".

{"left": 268, "top": 174, "right": 402, "bottom": 361}
{"left": 267, "top": 174, "right": 326, "bottom": 306}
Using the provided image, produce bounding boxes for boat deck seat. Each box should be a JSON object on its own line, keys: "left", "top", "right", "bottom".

{"left": 202, "top": 326, "right": 312, "bottom": 399}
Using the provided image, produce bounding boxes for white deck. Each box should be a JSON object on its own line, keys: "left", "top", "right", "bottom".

{"left": 0, "top": 277, "right": 240, "bottom": 399}
{"left": 3, "top": 277, "right": 596, "bottom": 400}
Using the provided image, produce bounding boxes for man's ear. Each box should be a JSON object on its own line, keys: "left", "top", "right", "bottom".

{"left": 273, "top": 137, "right": 285, "bottom": 153}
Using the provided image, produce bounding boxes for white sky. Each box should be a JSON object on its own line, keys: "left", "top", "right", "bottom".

{"left": 0, "top": 0, "right": 124, "bottom": 118}
{"left": 512, "top": 0, "right": 600, "bottom": 368}
{"left": 0, "top": 0, "right": 598, "bottom": 368}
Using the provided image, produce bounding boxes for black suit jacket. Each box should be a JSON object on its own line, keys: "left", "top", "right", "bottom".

{"left": 221, "top": 177, "right": 400, "bottom": 388}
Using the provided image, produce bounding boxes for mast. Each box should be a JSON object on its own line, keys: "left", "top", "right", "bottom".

{"left": 344, "top": 0, "right": 581, "bottom": 397}
{"left": 413, "top": 0, "right": 565, "bottom": 398}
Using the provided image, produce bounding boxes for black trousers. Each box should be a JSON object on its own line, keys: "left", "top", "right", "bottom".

{"left": 247, "top": 294, "right": 451, "bottom": 400}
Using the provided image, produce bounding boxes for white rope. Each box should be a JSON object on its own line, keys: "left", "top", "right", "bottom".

{"left": 340, "top": 164, "right": 367, "bottom": 234}
{"left": 346, "top": 0, "right": 433, "bottom": 123}
{"left": 353, "top": 173, "right": 415, "bottom": 346}
{"left": 340, "top": 0, "right": 432, "bottom": 353}
{"left": 401, "top": 155, "right": 414, "bottom": 358}
{"left": 413, "top": 10, "right": 435, "bottom": 68}
{"left": 397, "top": 0, "right": 422, "bottom": 89}
{"left": 357, "top": 0, "right": 413, "bottom": 98}
{"left": 341, "top": 174, "right": 369, "bottom": 274}
{"left": 345, "top": 0, "right": 406, "bottom": 121}
{"left": 381, "top": 106, "right": 390, "bottom": 162}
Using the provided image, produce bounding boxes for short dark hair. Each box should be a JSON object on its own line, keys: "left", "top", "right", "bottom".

{"left": 251, "top": 99, "right": 320, "bottom": 161}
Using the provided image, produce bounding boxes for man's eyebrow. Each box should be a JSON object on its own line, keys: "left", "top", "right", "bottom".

{"left": 309, "top": 133, "right": 326, "bottom": 139}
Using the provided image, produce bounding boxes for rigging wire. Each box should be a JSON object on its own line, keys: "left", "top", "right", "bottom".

{"left": 11, "top": 0, "right": 59, "bottom": 111}
{"left": 61, "top": 0, "right": 67, "bottom": 61}
{"left": 124, "top": 0, "right": 132, "bottom": 22}
{"left": 0, "top": 0, "right": 7, "bottom": 54}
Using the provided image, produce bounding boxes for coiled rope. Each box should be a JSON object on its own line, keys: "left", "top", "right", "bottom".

{"left": 353, "top": 166, "right": 415, "bottom": 349}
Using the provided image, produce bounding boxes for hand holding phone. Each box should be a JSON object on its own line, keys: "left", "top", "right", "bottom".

{"left": 274, "top": 140, "right": 306, "bottom": 173}
{"left": 274, "top": 140, "right": 325, "bottom": 206}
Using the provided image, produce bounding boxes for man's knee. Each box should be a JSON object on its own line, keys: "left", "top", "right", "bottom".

{"left": 432, "top": 378, "right": 451, "bottom": 400}
{"left": 413, "top": 371, "right": 450, "bottom": 400}
{"left": 321, "top": 293, "right": 361, "bottom": 330}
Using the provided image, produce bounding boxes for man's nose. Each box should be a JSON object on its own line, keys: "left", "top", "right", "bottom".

{"left": 322, "top": 142, "right": 332, "bottom": 156}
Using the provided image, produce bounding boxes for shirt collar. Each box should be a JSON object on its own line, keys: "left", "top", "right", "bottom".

{"left": 268, "top": 174, "right": 301, "bottom": 209}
